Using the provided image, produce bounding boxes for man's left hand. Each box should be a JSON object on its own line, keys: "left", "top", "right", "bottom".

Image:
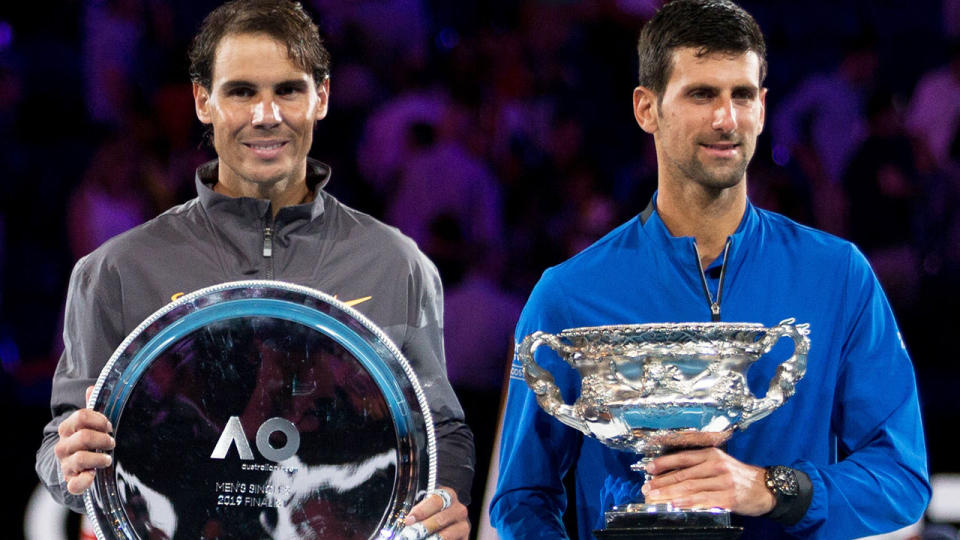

{"left": 641, "top": 447, "right": 776, "bottom": 516}
{"left": 400, "top": 486, "right": 470, "bottom": 540}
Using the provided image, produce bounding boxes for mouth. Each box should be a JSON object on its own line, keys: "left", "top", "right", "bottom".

{"left": 243, "top": 141, "right": 289, "bottom": 159}
{"left": 699, "top": 142, "right": 740, "bottom": 158}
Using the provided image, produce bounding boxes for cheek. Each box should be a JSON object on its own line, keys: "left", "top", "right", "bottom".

{"left": 742, "top": 105, "right": 763, "bottom": 129}
{"left": 208, "top": 99, "right": 248, "bottom": 127}
{"left": 306, "top": 93, "right": 319, "bottom": 116}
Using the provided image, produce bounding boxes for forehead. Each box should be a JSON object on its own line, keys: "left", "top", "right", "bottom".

{"left": 211, "top": 32, "right": 311, "bottom": 85}
{"left": 664, "top": 47, "right": 761, "bottom": 92}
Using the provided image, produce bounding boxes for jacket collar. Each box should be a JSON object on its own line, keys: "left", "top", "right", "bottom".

{"left": 639, "top": 190, "right": 760, "bottom": 272}
{"left": 194, "top": 158, "right": 332, "bottom": 222}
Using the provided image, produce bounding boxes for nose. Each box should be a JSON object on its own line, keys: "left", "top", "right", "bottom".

{"left": 712, "top": 97, "right": 737, "bottom": 133}
{"left": 252, "top": 99, "right": 283, "bottom": 127}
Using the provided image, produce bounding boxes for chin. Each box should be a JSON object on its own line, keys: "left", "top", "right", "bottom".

{"left": 690, "top": 168, "right": 747, "bottom": 191}
{"left": 708, "top": 174, "right": 746, "bottom": 189}
{"left": 244, "top": 166, "right": 293, "bottom": 185}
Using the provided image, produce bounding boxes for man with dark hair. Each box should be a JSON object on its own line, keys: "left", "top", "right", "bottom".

{"left": 490, "top": 0, "right": 929, "bottom": 538}
{"left": 36, "top": 1, "right": 473, "bottom": 538}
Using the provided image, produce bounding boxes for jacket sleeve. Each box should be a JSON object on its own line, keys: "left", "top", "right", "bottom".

{"left": 36, "top": 254, "right": 125, "bottom": 513}
{"left": 786, "top": 247, "right": 930, "bottom": 538}
{"left": 402, "top": 253, "right": 475, "bottom": 503}
{"left": 489, "top": 271, "right": 582, "bottom": 539}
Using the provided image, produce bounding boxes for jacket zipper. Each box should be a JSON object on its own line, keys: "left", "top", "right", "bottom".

{"left": 263, "top": 223, "right": 274, "bottom": 279}
{"left": 693, "top": 239, "right": 731, "bottom": 322}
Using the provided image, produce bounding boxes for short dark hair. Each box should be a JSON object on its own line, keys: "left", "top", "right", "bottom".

{"left": 637, "top": 0, "right": 767, "bottom": 96}
{"left": 188, "top": 0, "right": 331, "bottom": 89}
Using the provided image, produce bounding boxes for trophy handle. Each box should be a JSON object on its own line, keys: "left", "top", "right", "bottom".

{"left": 518, "top": 331, "right": 591, "bottom": 435}
{"left": 739, "top": 318, "right": 811, "bottom": 429}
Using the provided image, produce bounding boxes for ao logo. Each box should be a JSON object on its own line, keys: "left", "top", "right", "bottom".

{"left": 210, "top": 416, "right": 300, "bottom": 462}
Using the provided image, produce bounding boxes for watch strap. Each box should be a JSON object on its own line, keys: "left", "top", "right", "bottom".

{"left": 762, "top": 465, "right": 813, "bottom": 525}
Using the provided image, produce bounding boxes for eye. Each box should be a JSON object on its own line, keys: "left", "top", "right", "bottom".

{"left": 227, "top": 87, "right": 255, "bottom": 98}
{"left": 276, "top": 83, "right": 307, "bottom": 97}
{"left": 732, "top": 89, "right": 756, "bottom": 101}
{"left": 689, "top": 88, "right": 715, "bottom": 101}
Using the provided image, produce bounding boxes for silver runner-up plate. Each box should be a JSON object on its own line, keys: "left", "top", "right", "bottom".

{"left": 83, "top": 280, "right": 437, "bottom": 540}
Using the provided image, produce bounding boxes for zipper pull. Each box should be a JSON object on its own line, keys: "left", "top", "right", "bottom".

{"left": 263, "top": 227, "right": 273, "bottom": 257}
{"left": 711, "top": 302, "right": 721, "bottom": 321}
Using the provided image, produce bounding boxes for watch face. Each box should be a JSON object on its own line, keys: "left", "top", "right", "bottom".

{"left": 767, "top": 466, "right": 799, "bottom": 497}
{"left": 83, "top": 281, "right": 436, "bottom": 540}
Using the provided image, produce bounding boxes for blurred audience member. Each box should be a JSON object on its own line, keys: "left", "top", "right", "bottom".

{"left": 82, "top": 0, "right": 144, "bottom": 126}
{"left": 66, "top": 137, "right": 160, "bottom": 260}
{"left": 774, "top": 40, "right": 877, "bottom": 185}
{"left": 945, "top": 0, "right": 960, "bottom": 38}
{"left": 356, "top": 82, "right": 449, "bottom": 195}
{"left": 906, "top": 41, "right": 960, "bottom": 171}
{"left": 773, "top": 39, "right": 878, "bottom": 236}
{"left": 0, "top": 52, "right": 25, "bottom": 186}
{"left": 432, "top": 216, "right": 521, "bottom": 393}
{"left": 746, "top": 142, "right": 816, "bottom": 228}
{"left": 311, "top": 0, "right": 429, "bottom": 73}
{"left": 386, "top": 122, "right": 504, "bottom": 249}
{"left": 425, "top": 213, "right": 522, "bottom": 532}
{"left": 0, "top": 212, "right": 5, "bottom": 311}
{"left": 844, "top": 91, "right": 922, "bottom": 309}
{"left": 558, "top": 165, "right": 618, "bottom": 257}
{"left": 151, "top": 83, "right": 213, "bottom": 204}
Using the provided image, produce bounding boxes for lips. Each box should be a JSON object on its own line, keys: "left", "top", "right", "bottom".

{"left": 243, "top": 140, "right": 288, "bottom": 159}
{"left": 700, "top": 142, "right": 740, "bottom": 158}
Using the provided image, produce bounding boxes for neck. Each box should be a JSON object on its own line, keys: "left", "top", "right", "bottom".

{"left": 214, "top": 170, "right": 314, "bottom": 217}
{"left": 655, "top": 179, "right": 746, "bottom": 267}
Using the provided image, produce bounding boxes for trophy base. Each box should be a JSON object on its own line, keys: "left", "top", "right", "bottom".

{"left": 594, "top": 503, "right": 743, "bottom": 540}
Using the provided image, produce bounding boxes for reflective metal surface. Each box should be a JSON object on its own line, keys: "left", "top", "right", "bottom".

{"left": 519, "top": 319, "right": 809, "bottom": 456}
{"left": 84, "top": 281, "right": 436, "bottom": 540}
{"left": 519, "top": 319, "right": 809, "bottom": 535}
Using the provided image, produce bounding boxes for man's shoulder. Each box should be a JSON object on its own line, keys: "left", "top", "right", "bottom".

{"left": 755, "top": 206, "right": 859, "bottom": 258}
{"left": 322, "top": 193, "right": 434, "bottom": 269}
{"left": 521, "top": 215, "right": 643, "bottom": 321}
{"left": 77, "top": 198, "right": 203, "bottom": 270}
{"left": 546, "top": 215, "right": 644, "bottom": 280}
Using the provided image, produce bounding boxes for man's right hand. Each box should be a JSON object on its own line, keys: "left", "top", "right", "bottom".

{"left": 53, "top": 386, "right": 115, "bottom": 494}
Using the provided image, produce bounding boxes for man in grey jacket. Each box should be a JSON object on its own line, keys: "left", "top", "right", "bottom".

{"left": 36, "top": 1, "right": 474, "bottom": 538}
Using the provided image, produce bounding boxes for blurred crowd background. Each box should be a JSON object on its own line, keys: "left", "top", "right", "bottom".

{"left": 1, "top": 0, "right": 959, "bottom": 538}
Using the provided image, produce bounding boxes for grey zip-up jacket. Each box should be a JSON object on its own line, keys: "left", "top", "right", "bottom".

{"left": 37, "top": 159, "right": 475, "bottom": 511}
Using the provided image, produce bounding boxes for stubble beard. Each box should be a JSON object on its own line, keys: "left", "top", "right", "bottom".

{"left": 674, "top": 139, "right": 753, "bottom": 193}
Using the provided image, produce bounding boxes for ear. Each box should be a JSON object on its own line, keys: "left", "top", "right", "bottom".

{"left": 315, "top": 78, "right": 330, "bottom": 122}
{"left": 633, "top": 86, "right": 659, "bottom": 134}
{"left": 193, "top": 82, "right": 213, "bottom": 124}
{"left": 757, "top": 86, "right": 767, "bottom": 134}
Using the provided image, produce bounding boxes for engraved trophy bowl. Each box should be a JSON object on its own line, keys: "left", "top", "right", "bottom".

{"left": 83, "top": 280, "right": 436, "bottom": 540}
{"left": 518, "top": 319, "right": 809, "bottom": 538}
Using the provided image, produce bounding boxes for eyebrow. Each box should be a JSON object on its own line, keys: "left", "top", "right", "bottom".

{"left": 731, "top": 84, "right": 759, "bottom": 95}
{"left": 220, "top": 80, "right": 255, "bottom": 92}
{"left": 219, "top": 79, "right": 310, "bottom": 91}
{"left": 683, "top": 83, "right": 759, "bottom": 95}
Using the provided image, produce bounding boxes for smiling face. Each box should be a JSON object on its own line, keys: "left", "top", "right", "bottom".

{"left": 634, "top": 47, "right": 766, "bottom": 193}
{"left": 193, "top": 32, "right": 329, "bottom": 197}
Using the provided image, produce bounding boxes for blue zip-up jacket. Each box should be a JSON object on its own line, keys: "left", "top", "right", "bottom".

{"left": 490, "top": 197, "right": 930, "bottom": 539}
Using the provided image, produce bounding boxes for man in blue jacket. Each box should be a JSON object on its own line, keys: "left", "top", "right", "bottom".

{"left": 490, "top": 0, "right": 930, "bottom": 538}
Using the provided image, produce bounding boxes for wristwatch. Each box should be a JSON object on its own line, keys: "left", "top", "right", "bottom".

{"left": 762, "top": 465, "right": 811, "bottom": 525}
{"left": 765, "top": 465, "right": 799, "bottom": 501}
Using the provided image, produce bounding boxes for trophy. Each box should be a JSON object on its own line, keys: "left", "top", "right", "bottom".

{"left": 519, "top": 319, "right": 810, "bottom": 539}
{"left": 84, "top": 280, "right": 436, "bottom": 540}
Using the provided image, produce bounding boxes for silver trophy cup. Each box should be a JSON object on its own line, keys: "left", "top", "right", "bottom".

{"left": 518, "top": 319, "right": 810, "bottom": 538}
